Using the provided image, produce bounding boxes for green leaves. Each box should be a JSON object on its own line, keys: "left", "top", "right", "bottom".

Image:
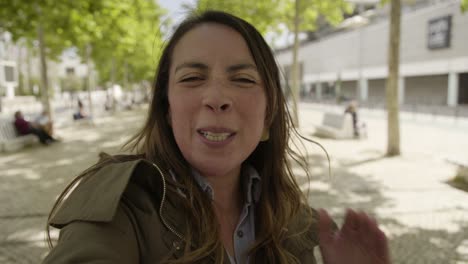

{"left": 196, "top": 0, "right": 285, "bottom": 34}
{"left": 195, "top": 0, "right": 352, "bottom": 36}
{"left": 87, "top": 0, "right": 165, "bottom": 85}
{"left": 0, "top": 0, "right": 165, "bottom": 87}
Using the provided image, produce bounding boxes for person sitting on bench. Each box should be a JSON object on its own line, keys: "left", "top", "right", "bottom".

{"left": 14, "top": 110, "right": 56, "bottom": 145}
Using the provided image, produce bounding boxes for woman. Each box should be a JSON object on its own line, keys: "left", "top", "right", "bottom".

{"left": 44, "top": 11, "right": 389, "bottom": 264}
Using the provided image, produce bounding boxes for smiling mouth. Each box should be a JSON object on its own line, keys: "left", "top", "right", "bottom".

{"left": 198, "top": 130, "right": 234, "bottom": 142}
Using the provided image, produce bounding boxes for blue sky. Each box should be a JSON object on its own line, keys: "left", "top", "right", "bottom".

{"left": 156, "top": 0, "right": 293, "bottom": 47}
{"left": 158, "top": 0, "right": 197, "bottom": 23}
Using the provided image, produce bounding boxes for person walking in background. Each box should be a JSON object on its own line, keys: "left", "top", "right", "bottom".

{"left": 345, "top": 100, "right": 359, "bottom": 137}
{"left": 73, "top": 99, "right": 87, "bottom": 120}
{"left": 14, "top": 110, "right": 56, "bottom": 145}
{"left": 104, "top": 93, "right": 115, "bottom": 112}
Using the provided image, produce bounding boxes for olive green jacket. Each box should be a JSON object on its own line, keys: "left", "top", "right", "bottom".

{"left": 43, "top": 159, "right": 318, "bottom": 263}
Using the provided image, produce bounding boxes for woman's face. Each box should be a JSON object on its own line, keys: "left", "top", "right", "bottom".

{"left": 168, "top": 23, "right": 267, "bottom": 179}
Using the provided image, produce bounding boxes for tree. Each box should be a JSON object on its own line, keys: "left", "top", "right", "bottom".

{"left": 385, "top": 0, "right": 401, "bottom": 156}
{"left": 58, "top": 0, "right": 165, "bottom": 118}
{"left": 196, "top": 0, "right": 284, "bottom": 34}
{"left": 0, "top": 0, "right": 165, "bottom": 119}
{"left": 284, "top": 0, "right": 352, "bottom": 126}
{"left": 65, "top": 0, "right": 166, "bottom": 86}
{"left": 385, "top": 0, "right": 466, "bottom": 156}
{"left": 0, "top": 1, "right": 103, "bottom": 120}
{"left": 195, "top": 0, "right": 351, "bottom": 126}
{"left": 0, "top": 1, "right": 76, "bottom": 120}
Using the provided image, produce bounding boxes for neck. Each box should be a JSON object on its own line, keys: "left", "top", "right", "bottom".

{"left": 205, "top": 167, "right": 243, "bottom": 212}
{"left": 202, "top": 167, "right": 243, "bottom": 257}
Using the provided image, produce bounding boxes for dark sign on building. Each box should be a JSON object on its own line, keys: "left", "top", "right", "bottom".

{"left": 427, "top": 15, "right": 452, "bottom": 50}
{"left": 4, "top": 65, "right": 15, "bottom": 82}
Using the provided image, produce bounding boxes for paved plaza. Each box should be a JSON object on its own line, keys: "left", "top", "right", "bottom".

{"left": 1, "top": 103, "right": 467, "bottom": 263}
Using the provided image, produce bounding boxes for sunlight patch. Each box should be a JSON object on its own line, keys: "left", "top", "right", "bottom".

{"left": 24, "top": 172, "right": 41, "bottom": 180}
{"left": 2, "top": 168, "right": 40, "bottom": 180}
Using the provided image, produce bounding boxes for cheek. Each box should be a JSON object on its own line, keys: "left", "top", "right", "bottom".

{"left": 168, "top": 94, "right": 197, "bottom": 139}
{"left": 240, "top": 93, "right": 267, "bottom": 131}
{"left": 169, "top": 104, "right": 188, "bottom": 132}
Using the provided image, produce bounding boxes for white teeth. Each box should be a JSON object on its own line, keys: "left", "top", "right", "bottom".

{"left": 201, "top": 131, "right": 231, "bottom": 142}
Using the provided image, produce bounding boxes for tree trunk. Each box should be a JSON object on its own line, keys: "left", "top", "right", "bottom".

{"left": 86, "top": 44, "right": 94, "bottom": 120}
{"left": 124, "top": 61, "right": 129, "bottom": 90}
{"left": 290, "top": 0, "right": 301, "bottom": 127}
{"left": 386, "top": 0, "right": 401, "bottom": 156}
{"left": 25, "top": 43, "right": 31, "bottom": 94}
{"left": 17, "top": 42, "right": 24, "bottom": 96}
{"left": 37, "top": 12, "right": 53, "bottom": 122}
{"left": 111, "top": 57, "right": 116, "bottom": 85}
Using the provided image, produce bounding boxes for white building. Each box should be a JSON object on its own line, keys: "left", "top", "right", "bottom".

{"left": 275, "top": 0, "right": 468, "bottom": 107}
{"left": 0, "top": 32, "right": 20, "bottom": 98}
{"left": 0, "top": 32, "right": 90, "bottom": 100}
{"left": 57, "top": 49, "right": 90, "bottom": 80}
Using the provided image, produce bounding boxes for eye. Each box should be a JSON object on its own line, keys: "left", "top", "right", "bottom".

{"left": 233, "top": 78, "right": 256, "bottom": 84}
{"left": 180, "top": 76, "right": 204, "bottom": 82}
{"left": 231, "top": 73, "right": 258, "bottom": 85}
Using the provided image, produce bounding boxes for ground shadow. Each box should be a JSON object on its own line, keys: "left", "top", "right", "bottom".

{"left": 290, "top": 147, "right": 468, "bottom": 263}
{"left": 1, "top": 108, "right": 467, "bottom": 263}
{"left": 0, "top": 109, "right": 145, "bottom": 263}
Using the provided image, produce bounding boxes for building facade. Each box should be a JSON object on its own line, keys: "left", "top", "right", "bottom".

{"left": 0, "top": 32, "right": 90, "bottom": 100}
{"left": 275, "top": 0, "right": 468, "bottom": 107}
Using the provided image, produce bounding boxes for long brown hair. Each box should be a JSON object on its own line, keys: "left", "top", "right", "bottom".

{"left": 47, "top": 10, "right": 320, "bottom": 263}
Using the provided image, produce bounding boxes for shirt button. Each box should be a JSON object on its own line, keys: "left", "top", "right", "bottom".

{"left": 172, "top": 241, "right": 181, "bottom": 251}
{"left": 237, "top": 230, "right": 244, "bottom": 238}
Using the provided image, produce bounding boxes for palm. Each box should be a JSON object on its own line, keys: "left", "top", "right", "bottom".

{"left": 318, "top": 209, "right": 390, "bottom": 264}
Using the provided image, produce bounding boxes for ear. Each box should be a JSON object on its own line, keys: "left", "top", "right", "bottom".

{"left": 260, "top": 113, "right": 270, "bottom": 141}
{"left": 260, "top": 127, "right": 269, "bottom": 142}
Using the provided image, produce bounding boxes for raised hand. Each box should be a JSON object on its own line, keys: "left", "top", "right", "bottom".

{"left": 317, "top": 209, "right": 391, "bottom": 264}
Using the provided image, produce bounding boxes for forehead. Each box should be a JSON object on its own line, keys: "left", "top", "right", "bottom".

{"left": 171, "top": 23, "right": 255, "bottom": 68}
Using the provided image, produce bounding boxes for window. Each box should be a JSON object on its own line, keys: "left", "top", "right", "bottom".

{"left": 66, "top": 67, "right": 75, "bottom": 75}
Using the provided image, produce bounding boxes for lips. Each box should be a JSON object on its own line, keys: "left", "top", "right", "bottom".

{"left": 197, "top": 128, "right": 236, "bottom": 142}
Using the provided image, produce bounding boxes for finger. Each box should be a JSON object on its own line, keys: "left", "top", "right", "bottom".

{"left": 357, "top": 212, "right": 375, "bottom": 249}
{"left": 357, "top": 211, "right": 368, "bottom": 230}
{"left": 341, "top": 209, "right": 359, "bottom": 237}
{"left": 374, "top": 227, "right": 391, "bottom": 263}
{"left": 318, "top": 209, "right": 335, "bottom": 245}
{"left": 356, "top": 211, "right": 368, "bottom": 231}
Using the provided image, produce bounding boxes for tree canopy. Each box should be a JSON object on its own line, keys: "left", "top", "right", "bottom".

{"left": 195, "top": 0, "right": 352, "bottom": 36}
{"left": 0, "top": 0, "right": 166, "bottom": 86}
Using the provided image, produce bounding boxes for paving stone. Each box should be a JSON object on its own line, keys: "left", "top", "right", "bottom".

{"left": 1, "top": 104, "right": 467, "bottom": 263}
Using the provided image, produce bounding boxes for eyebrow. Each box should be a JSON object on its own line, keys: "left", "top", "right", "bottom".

{"left": 226, "top": 63, "right": 257, "bottom": 73}
{"left": 174, "top": 62, "right": 208, "bottom": 74}
{"left": 174, "top": 62, "right": 258, "bottom": 74}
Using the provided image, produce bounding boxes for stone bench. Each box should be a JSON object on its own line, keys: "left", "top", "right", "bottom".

{"left": 447, "top": 158, "right": 468, "bottom": 182}
{"left": 314, "top": 112, "right": 356, "bottom": 139}
{"left": 0, "top": 120, "right": 38, "bottom": 152}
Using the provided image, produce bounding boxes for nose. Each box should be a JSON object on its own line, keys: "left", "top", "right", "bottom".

{"left": 203, "top": 80, "right": 232, "bottom": 112}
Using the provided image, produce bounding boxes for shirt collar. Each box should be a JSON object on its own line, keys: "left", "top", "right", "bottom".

{"left": 192, "top": 165, "right": 261, "bottom": 204}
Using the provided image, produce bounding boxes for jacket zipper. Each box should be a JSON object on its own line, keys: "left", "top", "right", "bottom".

{"left": 150, "top": 162, "right": 184, "bottom": 240}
